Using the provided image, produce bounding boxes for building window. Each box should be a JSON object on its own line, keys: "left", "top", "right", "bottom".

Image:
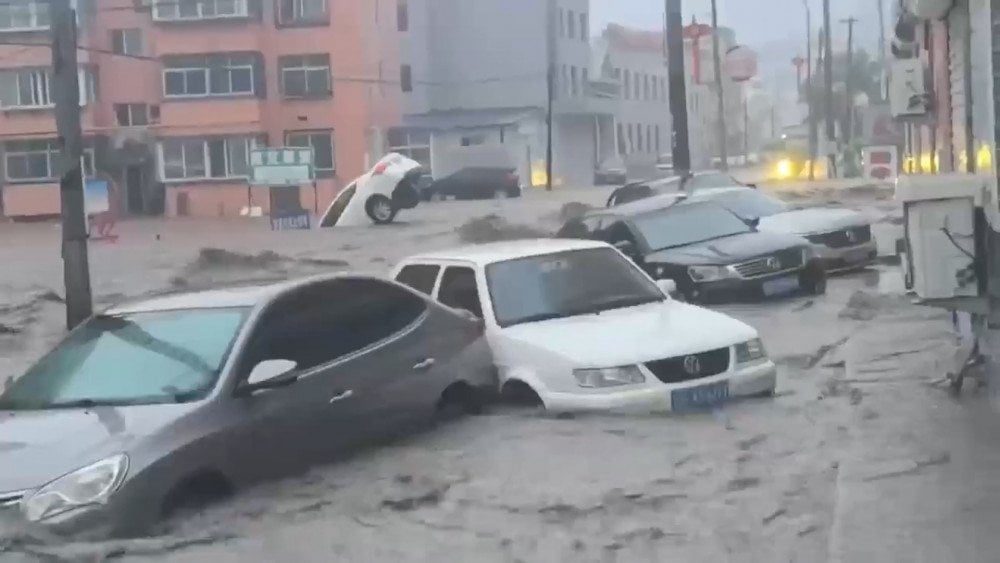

{"left": 114, "top": 103, "right": 150, "bottom": 126}
{"left": 566, "top": 9, "right": 575, "bottom": 39}
{"left": 570, "top": 66, "right": 578, "bottom": 97}
{"left": 655, "top": 125, "right": 661, "bottom": 154}
{"left": 643, "top": 75, "right": 651, "bottom": 100}
{"left": 651, "top": 76, "right": 658, "bottom": 100}
{"left": 387, "top": 128, "right": 431, "bottom": 170}
{"left": 400, "top": 64, "right": 413, "bottom": 92}
{"left": 111, "top": 29, "right": 143, "bottom": 56}
{"left": 158, "top": 136, "right": 262, "bottom": 181}
{"left": 278, "top": 0, "right": 327, "bottom": 25}
{"left": 560, "top": 65, "right": 569, "bottom": 96}
{"left": 633, "top": 73, "right": 641, "bottom": 99}
{"left": 396, "top": 0, "right": 408, "bottom": 31}
{"left": 623, "top": 70, "right": 630, "bottom": 100}
{"left": 579, "top": 12, "right": 587, "bottom": 41}
{"left": 4, "top": 139, "right": 94, "bottom": 182}
{"left": 617, "top": 122, "right": 625, "bottom": 155}
{"left": 285, "top": 130, "right": 334, "bottom": 172}
{"left": 0, "top": 67, "right": 94, "bottom": 109}
{"left": 660, "top": 77, "right": 667, "bottom": 101}
{"left": 279, "top": 54, "right": 330, "bottom": 98}
{"left": 636, "top": 123, "right": 643, "bottom": 152}
{"left": 163, "top": 54, "right": 257, "bottom": 98}
{"left": 582, "top": 67, "right": 588, "bottom": 92}
{"left": 152, "top": 0, "right": 248, "bottom": 21}
{"left": 647, "top": 125, "right": 654, "bottom": 153}
{"left": 558, "top": 7, "right": 564, "bottom": 37}
{"left": 460, "top": 134, "right": 486, "bottom": 147}
{"left": 0, "top": 0, "right": 49, "bottom": 32}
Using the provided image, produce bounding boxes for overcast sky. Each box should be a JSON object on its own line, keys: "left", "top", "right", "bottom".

{"left": 593, "top": 0, "right": 887, "bottom": 104}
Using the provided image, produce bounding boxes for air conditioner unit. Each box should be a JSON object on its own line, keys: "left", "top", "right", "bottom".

{"left": 112, "top": 127, "right": 151, "bottom": 150}
{"left": 905, "top": 0, "right": 953, "bottom": 19}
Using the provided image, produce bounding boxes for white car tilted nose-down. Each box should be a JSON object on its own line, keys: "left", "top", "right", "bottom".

{"left": 390, "top": 239, "right": 777, "bottom": 413}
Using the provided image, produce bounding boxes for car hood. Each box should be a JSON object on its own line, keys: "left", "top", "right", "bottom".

{"left": 497, "top": 300, "right": 757, "bottom": 367}
{"left": 644, "top": 231, "right": 808, "bottom": 266}
{"left": 0, "top": 403, "right": 200, "bottom": 493}
{"left": 759, "top": 207, "right": 869, "bottom": 236}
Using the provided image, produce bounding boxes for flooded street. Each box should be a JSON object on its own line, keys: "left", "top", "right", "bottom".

{"left": 4, "top": 184, "right": 981, "bottom": 562}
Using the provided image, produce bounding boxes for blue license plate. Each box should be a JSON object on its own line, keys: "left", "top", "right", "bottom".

{"left": 762, "top": 275, "right": 800, "bottom": 296}
{"left": 671, "top": 380, "right": 730, "bottom": 411}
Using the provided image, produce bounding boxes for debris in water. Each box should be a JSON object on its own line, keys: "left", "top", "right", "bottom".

{"left": 726, "top": 477, "right": 761, "bottom": 492}
{"left": 456, "top": 214, "right": 549, "bottom": 244}
{"left": 839, "top": 290, "right": 881, "bottom": 321}
{"left": 557, "top": 201, "right": 593, "bottom": 222}
{"left": 762, "top": 507, "right": 787, "bottom": 525}
{"left": 738, "top": 433, "right": 767, "bottom": 451}
{"left": 849, "top": 388, "right": 864, "bottom": 405}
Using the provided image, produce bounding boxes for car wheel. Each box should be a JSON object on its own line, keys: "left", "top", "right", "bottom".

{"left": 365, "top": 195, "right": 397, "bottom": 224}
{"left": 434, "top": 382, "right": 484, "bottom": 421}
{"left": 803, "top": 266, "right": 828, "bottom": 295}
{"left": 161, "top": 471, "right": 233, "bottom": 521}
{"left": 501, "top": 379, "right": 544, "bottom": 408}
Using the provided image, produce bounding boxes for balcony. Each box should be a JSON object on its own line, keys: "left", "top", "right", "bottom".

{"left": 0, "top": 1, "right": 49, "bottom": 33}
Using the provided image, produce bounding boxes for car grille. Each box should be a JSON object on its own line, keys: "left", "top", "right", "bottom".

{"left": 645, "top": 347, "right": 731, "bottom": 384}
{"left": 733, "top": 247, "right": 805, "bottom": 279}
{"left": 806, "top": 225, "right": 872, "bottom": 249}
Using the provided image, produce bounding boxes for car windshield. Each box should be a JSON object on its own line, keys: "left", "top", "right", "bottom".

{"left": 633, "top": 202, "right": 753, "bottom": 251}
{"left": 0, "top": 308, "right": 248, "bottom": 410}
{"left": 713, "top": 190, "right": 789, "bottom": 219}
{"left": 486, "top": 247, "right": 665, "bottom": 328}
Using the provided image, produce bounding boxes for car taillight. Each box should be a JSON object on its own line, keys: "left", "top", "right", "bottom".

{"left": 506, "top": 173, "right": 519, "bottom": 185}
{"left": 372, "top": 162, "right": 390, "bottom": 176}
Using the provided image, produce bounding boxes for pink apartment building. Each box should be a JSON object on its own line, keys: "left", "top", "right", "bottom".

{"left": 0, "top": 0, "right": 403, "bottom": 218}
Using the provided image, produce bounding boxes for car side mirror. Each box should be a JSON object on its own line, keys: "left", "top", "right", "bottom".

{"left": 244, "top": 359, "right": 299, "bottom": 391}
{"left": 656, "top": 279, "right": 678, "bottom": 298}
{"left": 745, "top": 216, "right": 761, "bottom": 229}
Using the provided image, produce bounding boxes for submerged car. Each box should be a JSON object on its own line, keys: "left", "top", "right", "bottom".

{"left": 391, "top": 239, "right": 777, "bottom": 413}
{"left": 594, "top": 157, "right": 628, "bottom": 185}
{"left": 612, "top": 186, "right": 877, "bottom": 272}
{"left": 558, "top": 196, "right": 826, "bottom": 302}
{"left": 319, "top": 153, "right": 423, "bottom": 226}
{"left": 0, "top": 275, "right": 493, "bottom": 537}
{"left": 606, "top": 171, "right": 753, "bottom": 207}
{"left": 422, "top": 166, "right": 522, "bottom": 201}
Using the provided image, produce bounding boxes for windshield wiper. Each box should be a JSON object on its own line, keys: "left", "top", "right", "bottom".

{"left": 573, "top": 295, "right": 662, "bottom": 316}
{"left": 509, "top": 312, "right": 567, "bottom": 326}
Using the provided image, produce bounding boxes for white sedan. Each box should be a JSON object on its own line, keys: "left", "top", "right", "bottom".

{"left": 319, "top": 153, "right": 423, "bottom": 226}
{"left": 390, "top": 239, "right": 777, "bottom": 413}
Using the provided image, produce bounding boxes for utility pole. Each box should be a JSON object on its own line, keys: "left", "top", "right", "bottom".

{"left": 710, "top": 0, "right": 728, "bottom": 171}
{"left": 545, "top": 0, "right": 556, "bottom": 191}
{"left": 842, "top": 16, "right": 858, "bottom": 146}
{"left": 876, "top": 0, "right": 887, "bottom": 100}
{"left": 805, "top": 0, "right": 817, "bottom": 180}
{"left": 665, "top": 0, "right": 691, "bottom": 173}
{"left": 50, "top": 0, "right": 93, "bottom": 329}
{"left": 822, "top": 0, "right": 836, "bottom": 178}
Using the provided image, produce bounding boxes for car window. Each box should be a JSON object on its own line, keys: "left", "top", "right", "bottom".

{"left": 241, "top": 278, "right": 427, "bottom": 374}
{"left": 604, "top": 220, "right": 637, "bottom": 246}
{"left": 319, "top": 182, "right": 356, "bottom": 227}
{"left": 0, "top": 308, "right": 249, "bottom": 409}
{"left": 556, "top": 216, "right": 604, "bottom": 239}
{"left": 608, "top": 184, "right": 654, "bottom": 206}
{"left": 395, "top": 264, "right": 440, "bottom": 295}
{"left": 486, "top": 247, "right": 664, "bottom": 328}
{"left": 438, "top": 267, "right": 483, "bottom": 318}
{"left": 632, "top": 202, "right": 752, "bottom": 251}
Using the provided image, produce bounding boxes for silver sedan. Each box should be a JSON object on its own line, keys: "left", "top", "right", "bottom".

{"left": 0, "top": 274, "right": 494, "bottom": 538}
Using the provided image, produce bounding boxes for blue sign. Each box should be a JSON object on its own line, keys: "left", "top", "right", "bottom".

{"left": 270, "top": 211, "right": 312, "bottom": 231}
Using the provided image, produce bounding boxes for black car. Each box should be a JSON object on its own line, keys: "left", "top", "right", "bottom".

{"left": 422, "top": 167, "right": 523, "bottom": 201}
{"left": 557, "top": 196, "right": 826, "bottom": 303}
{"left": 606, "top": 171, "right": 755, "bottom": 207}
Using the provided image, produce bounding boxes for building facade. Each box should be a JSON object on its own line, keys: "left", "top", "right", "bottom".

{"left": 0, "top": 0, "right": 401, "bottom": 218}
{"left": 395, "top": 0, "right": 620, "bottom": 188}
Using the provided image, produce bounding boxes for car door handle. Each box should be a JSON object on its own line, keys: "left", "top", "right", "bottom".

{"left": 412, "top": 358, "right": 436, "bottom": 371}
{"left": 329, "top": 389, "right": 354, "bottom": 403}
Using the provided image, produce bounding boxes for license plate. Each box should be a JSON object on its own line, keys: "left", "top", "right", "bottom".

{"left": 671, "top": 380, "right": 730, "bottom": 411}
{"left": 762, "top": 275, "right": 800, "bottom": 296}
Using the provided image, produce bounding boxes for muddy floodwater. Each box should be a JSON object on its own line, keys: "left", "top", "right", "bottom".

{"left": 4, "top": 183, "right": 979, "bottom": 562}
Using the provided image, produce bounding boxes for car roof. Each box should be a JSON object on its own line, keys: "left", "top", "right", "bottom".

{"left": 402, "top": 238, "right": 612, "bottom": 266}
{"left": 105, "top": 274, "right": 382, "bottom": 315}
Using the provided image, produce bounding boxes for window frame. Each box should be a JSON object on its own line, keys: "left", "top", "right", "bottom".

{"left": 4, "top": 139, "right": 95, "bottom": 183}
{"left": 279, "top": 54, "right": 331, "bottom": 99}
{"left": 400, "top": 64, "right": 413, "bottom": 93}
{"left": 162, "top": 55, "right": 257, "bottom": 99}
{"left": 111, "top": 28, "right": 143, "bottom": 56}
{"left": 0, "top": 0, "right": 49, "bottom": 32}
{"left": 152, "top": 0, "right": 250, "bottom": 22}
{"left": 396, "top": 0, "right": 408, "bottom": 31}
{"left": 276, "top": 0, "right": 328, "bottom": 26}
{"left": 284, "top": 129, "right": 335, "bottom": 173}
{"left": 157, "top": 135, "right": 262, "bottom": 182}
{"left": 114, "top": 103, "right": 150, "bottom": 127}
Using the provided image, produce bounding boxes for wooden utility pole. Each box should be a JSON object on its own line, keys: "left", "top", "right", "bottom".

{"left": 822, "top": 0, "right": 836, "bottom": 177}
{"left": 50, "top": 0, "right": 93, "bottom": 329}
{"left": 876, "top": 0, "right": 887, "bottom": 99}
{"left": 545, "top": 0, "right": 556, "bottom": 191}
{"left": 710, "top": 0, "right": 728, "bottom": 171}
{"left": 665, "top": 0, "right": 691, "bottom": 173}
{"left": 805, "top": 0, "right": 817, "bottom": 180}
{"left": 842, "top": 16, "right": 858, "bottom": 145}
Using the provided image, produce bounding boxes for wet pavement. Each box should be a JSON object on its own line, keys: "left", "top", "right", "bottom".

{"left": 0, "top": 182, "right": 987, "bottom": 562}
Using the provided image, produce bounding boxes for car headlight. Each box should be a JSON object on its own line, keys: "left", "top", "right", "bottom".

{"left": 775, "top": 158, "right": 793, "bottom": 179}
{"left": 654, "top": 265, "right": 667, "bottom": 278}
{"left": 573, "top": 366, "right": 645, "bottom": 388}
{"left": 688, "top": 265, "right": 735, "bottom": 282}
{"left": 22, "top": 454, "right": 128, "bottom": 523}
{"left": 735, "top": 338, "right": 768, "bottom": 364}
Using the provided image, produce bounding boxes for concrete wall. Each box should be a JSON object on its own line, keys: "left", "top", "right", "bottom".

{"left": 605, "top": 41, "right": 671, "bottom": 173}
